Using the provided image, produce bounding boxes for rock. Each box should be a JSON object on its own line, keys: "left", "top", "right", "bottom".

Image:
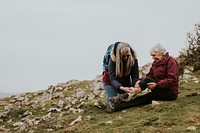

{"left": 64, "top": 104, "right": 72, "bottom": 110}
{"left": 47, "top": 85, "right": 55, "bottom": 94}
{"left": 52, "top": 91, "right": 64, "bottom": 98}
{"left": 92, "top": 82, "right": 103, "bottom": 96}
{"left": 42, "top": 113, "right": 51, "bottom": 121}
{"left": 0, "top": 127, "right": 10, "bottom": 133}
{"left": 105, "top": 120, "right": 113, "bottom": 125}
{"left": 18, "top": 123, "right": 27, "bottom": 133}
{"left": 182, "top": 66, "right": 197, "bottom": 81}
{"left": 65, "top": 80, "right": 80, "bottom": 87}
{"left": 87, "top": 92, "right": 95, "bottom": 100}
{"left": 35, "top": 90, "right": 44, "bottom": 95}
{"left": 152, "top": 100, "right": 160, "bottom": 105}
{"left": 68, "top": 108, "right": 84, "bottom": 114}
{"left": 48, "top": 108, "right": 62, "bottom": 112}
{"left": 69, "top": 115, "right": 82, "bottom": 126}
{"left": 71, "top": 98, "right": 78, "bottom": 105}
{"left": 17, "top": 96, "right": 25, "bottom": 101}
{"left": 55, "top": 124, "right": 63, "bottom": 129}
{"left": 22, "top": 115, "right": 41, "bottom": 125}
{"left": 184, "top": 66, "right": 194, "bottom": 74}
{"left": 4, "top": 104, "right": 13, "bottom": 111}
{"left": 0, "top": 112, "right": 9, "bottom": 118}
{"left": 75, "top": 89, "right": 87, "bottom": 99}
{"left": 47, "top": 128, "right": 53, "bottom": 132}
{"left": 23, "top": 111, "right": 32, "bottom": 117}
{"left": 57, "top": 100, "right": 65, "bottom": 108}
{"left": 54, "top": 87, "right": 63, "bottom": 92}
{"left": 139, "top": 63, "right": 152, "bottom": 78}
{"left": 95, "top": 75, "right": 102, "bottom": 82}
{"left": 13, "top": 122, "right": 25, "bottom": 127}
{"left": 187, "top": 126, "right": 196, "bottom": 131}
{"left": 85, "top": 116, "right": 91, "bottom": 121}
{"left": 0, "top": 101, "right": 8, "bottom": 106}
{"left": 99, "top": 90, "right": 105, "bottom": 98}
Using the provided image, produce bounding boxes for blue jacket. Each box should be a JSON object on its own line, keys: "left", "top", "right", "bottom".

{"left": 102, "top": 58, "right": 139, "bottom": 89}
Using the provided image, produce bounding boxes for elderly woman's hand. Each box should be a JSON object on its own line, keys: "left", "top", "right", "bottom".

{"left": 134, "top": 80, "right": 140, "bottom": 88}
{"left": 147, "top": 82, "right": 156, "bottom": 90}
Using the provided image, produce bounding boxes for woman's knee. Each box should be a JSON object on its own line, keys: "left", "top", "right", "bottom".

{"left": 103, "top": 84, "right": 117, "bottom": 101}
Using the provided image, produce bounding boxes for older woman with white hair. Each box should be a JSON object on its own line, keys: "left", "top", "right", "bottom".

{"left": 105, "top": 43, "right": 179, "bottom": 113}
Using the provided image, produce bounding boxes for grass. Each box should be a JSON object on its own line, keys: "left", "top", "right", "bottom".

{"left": 63, "top": 72, "right": 200, "bottom": 133}
{"left": 0, "top": 72, "right": 200, "bottom": 132}
{"left": 66, "top": 96, "right": 200, "bottom": 133}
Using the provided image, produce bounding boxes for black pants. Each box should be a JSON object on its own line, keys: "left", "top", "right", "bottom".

{"left": 138, "top": 77, "right": 156, "bottom": 91}
{"left": 114, "top": 77, "right": 177, "bottom": 111}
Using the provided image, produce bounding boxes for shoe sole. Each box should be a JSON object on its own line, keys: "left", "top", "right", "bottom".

{"left": 97, "top": 100, "right": 106, "bottom": 109}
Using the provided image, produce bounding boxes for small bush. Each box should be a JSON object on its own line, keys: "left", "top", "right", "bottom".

{"left": 179, "top": 23, "right": 200, "bottom": 71}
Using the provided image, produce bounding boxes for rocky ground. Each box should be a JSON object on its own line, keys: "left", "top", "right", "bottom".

{"left": 0, "top": 65, "right": 199, "bottom": 132}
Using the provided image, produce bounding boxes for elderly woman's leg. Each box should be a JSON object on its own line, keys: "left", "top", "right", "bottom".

{"left": 106, "top": 92, "right": 153, "bottom": 113}
{"left": 110, "top": 77, "right": 155, "bottom": 103}
{"left": 106, "top": 88, "right": 177, "bottom": 113}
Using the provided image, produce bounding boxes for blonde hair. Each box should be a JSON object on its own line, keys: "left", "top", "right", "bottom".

{"left": 110, "top": 42, "right": 137, "bottom": 77}
{"left": 150, "top": 43, "right": 166, "bottom": 55}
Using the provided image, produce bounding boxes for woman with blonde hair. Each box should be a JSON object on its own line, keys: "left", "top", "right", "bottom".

{"left": 101, "top": 42, "right": 139, "bottom": 103}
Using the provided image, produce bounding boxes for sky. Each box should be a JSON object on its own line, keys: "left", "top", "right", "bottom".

{"left": 0, "top": 0, "right": 200, "bottom": 93}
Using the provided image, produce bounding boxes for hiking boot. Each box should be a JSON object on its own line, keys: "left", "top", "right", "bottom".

{"left": 109, "top": 93, "right": 129, "bottom": 104}
{"left": 110, "top": 92, "right": 138, "bottom": 103}
{"left": 97, "top": 100, "right": 107, "bottom": 109}
{"left": 125, "top": 93, "right": 136, "bottom": 102}
{"left": 105, "top": 101, "right": 115, "bottom": 113}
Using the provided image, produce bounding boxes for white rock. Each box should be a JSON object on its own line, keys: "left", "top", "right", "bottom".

{"left": 152, "top": 100, "right": 160, "bottom": 105}
{"left": 42, "top": 112, "right": 52, "bottom": 121}
{"left": 48, "top": 108, "right": 62, "bottom": 112}
{"left": 54, "top": 87, "right": 63, "bottom": 92}
{"left": 47, "top": 128, "right": 53, "bottom": 132}
{"left": 13, "top": 122, "right": 25, "bottom": 127}
{"left": 187, "top": 126, "right": 196, "bottom": 131}
{"left": 57, "top": 100, "right": 65, "bottom": 108}
{"left": 105, "top": 120, "right": 113, "bottom": 125}
{"left": 85, "top": 116, "right": 91, "bottom": 120}
{"left": 18, "top": 123, "right": 27, "bottom": 133}
{"left": 87, "top": 92, "right": 95, "bottom": 100}
{"left": 69, "top": 115, "right": 82, "bottom": 126}
{"left": 4, "top": 104, "right": 13, "bottom": 111}
{"left": 68, "top": 108, "right": 84, "bottom": 114}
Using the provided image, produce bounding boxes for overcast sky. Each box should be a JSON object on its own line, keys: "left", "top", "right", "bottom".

{"left": 0, "top": 0, "right": 200, "bottom": 93}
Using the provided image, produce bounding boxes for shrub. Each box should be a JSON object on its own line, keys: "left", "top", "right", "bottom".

{"left": 179, "top": 23, "right": 200, "bottom": 72}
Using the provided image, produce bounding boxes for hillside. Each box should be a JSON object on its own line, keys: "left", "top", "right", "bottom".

{"left": 0, "top": 71, "right": 200, "bottom": 132}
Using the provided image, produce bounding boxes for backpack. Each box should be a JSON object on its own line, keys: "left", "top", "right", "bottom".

{"left": 102, "top": 42, "right": 121, "bottom": 72}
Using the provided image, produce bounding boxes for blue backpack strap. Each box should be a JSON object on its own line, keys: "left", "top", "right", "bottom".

{"left": 103, "top": 44, "right": 114, "bottom": 71}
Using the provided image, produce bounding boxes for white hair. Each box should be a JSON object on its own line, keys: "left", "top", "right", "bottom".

{"left": 150, "top": 43, "right": 166, "bottom": 55}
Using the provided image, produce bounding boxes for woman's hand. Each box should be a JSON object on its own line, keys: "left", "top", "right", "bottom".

{"left": 147, "top": 82, "right": 156, "bottom": 90}
{"left": 120, "top": 86, "right": 134, "bottom": 93}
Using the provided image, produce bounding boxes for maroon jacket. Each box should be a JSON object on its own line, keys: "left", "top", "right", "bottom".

{"left": 146, "top": 52, "right": 179, "bottom": 96}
